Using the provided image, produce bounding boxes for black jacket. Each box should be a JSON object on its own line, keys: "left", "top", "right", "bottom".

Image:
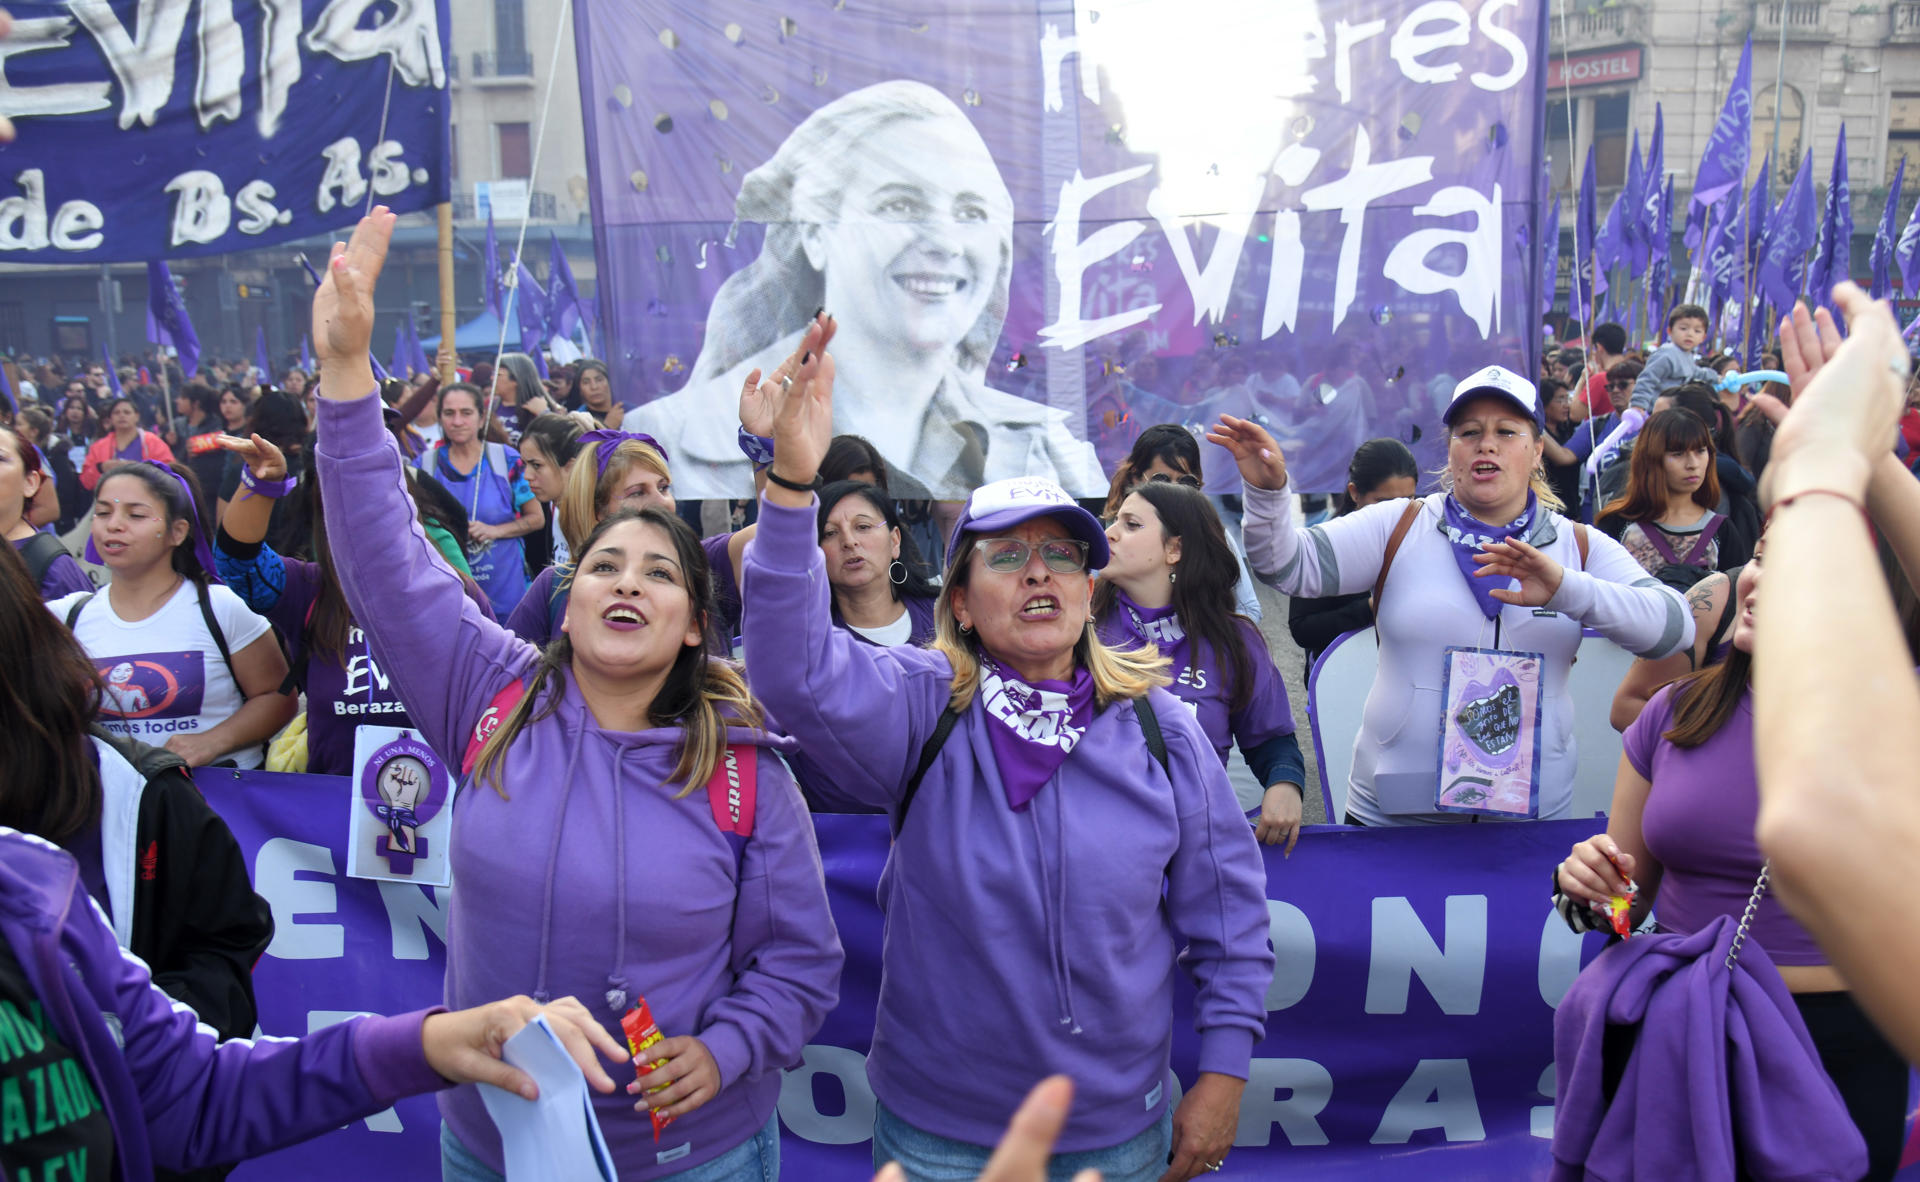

{"left": 88, "top": 727, "right": 274, "bottom": 1042}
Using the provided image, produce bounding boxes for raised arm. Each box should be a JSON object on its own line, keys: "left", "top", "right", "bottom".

{"left": 311, "top": 209, "right": 536, "bottom": 755}
{"left": 740, "top": 315, "right": 953, "bottom": 808}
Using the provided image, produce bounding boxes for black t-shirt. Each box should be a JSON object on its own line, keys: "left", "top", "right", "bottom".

{"left": 0, "top": 934, "right": 114, "bottom": 1180}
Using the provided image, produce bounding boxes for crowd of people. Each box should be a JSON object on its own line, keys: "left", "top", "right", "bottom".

{"left": 5, "top": 191, "right": 1920, "bottom": 1182}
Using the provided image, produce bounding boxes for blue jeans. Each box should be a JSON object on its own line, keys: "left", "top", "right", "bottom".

{"left": 441, "top": 1111, "right": 780, "bottom": 1182}
{"left": 872, "top": 1101, "right": 1172, "bottom": 1182}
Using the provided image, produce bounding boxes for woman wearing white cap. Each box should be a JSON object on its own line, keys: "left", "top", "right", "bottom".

{"left": 742, "top": 318, "right": 1272, "bottom": 1181}
{"left": 1214, "top": 365, "right": 1694, "bottom": 827}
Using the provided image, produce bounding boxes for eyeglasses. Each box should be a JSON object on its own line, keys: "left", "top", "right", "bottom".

{"left": 973, "top": 537, "right": 1091, "bottom": 574}
{"left": 1144, "top": 473, "right": 1202, "bottom": 489}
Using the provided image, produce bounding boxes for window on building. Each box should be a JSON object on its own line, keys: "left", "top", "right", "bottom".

{"left": 1547, "top": 99, "right": 1574, "bottom": 193}
{"left": 494, "top": 0, "right": 528, "bottom": 74}
{"left": 0, "top": 302, "right": 23, "bottom": 349}
{"left": 498, "top": 123, "right": 530, "bottom": 179}
{"left": 1592, "top": 93, "right": 1630, "bottom": 188}
{"left": 1752, "top": 85, "right": 1804, "bottom": 179}
{"left": 1890, "top": 94, "right": 1920, "bottom": 188}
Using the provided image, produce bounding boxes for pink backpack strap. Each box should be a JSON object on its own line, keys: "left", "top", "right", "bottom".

{"left": 706, "top": 743, "right": 757, "bottom": 856}
{"left": 462, "top": 677, "right": 530, "bottom": 778}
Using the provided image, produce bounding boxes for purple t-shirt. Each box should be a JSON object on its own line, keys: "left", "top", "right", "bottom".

{"left": 269, "top": 560, "right": 416, "bottom": 776}
{"left": 13, "top": 535, "right": 93, "bottom": 600}
{"left": 1627, "top": 684, "right": 1825, "bottom": 966}
{"left": 1096, "top": 602, "right": 1295, "bottom": 768}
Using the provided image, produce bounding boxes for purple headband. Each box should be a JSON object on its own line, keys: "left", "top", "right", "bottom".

{"left": 578, "top": 429, "right": 670, "bottom": 480}
{"left": 87, "top": 464, "right": 224, "bottom": 585}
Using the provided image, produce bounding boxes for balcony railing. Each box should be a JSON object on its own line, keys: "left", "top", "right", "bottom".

{"left": 1548, "top": 2, "right": 1647, "bottom": 50}
{"left": 1754, "top": 0, "right": 1827, "bottom": 38}
{"left": 1893, "top": 0, "right": 1920, "bottom": 40}
{"left": 471, "top": 50, "right": 534, "bottom": 79}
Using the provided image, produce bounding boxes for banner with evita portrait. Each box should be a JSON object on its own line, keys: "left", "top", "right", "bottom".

{"left": 575, "top": 0, "right": 1550, "bottom": 497}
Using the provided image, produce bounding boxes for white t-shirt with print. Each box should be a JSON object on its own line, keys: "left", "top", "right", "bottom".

{"left": 50, "top": 580, "right": 275, "bottom": 768}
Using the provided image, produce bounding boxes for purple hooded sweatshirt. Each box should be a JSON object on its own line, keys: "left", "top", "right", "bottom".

{"left": 316, "top": 390, "right": 842, "bottom": 1180}
{"left": 741, "top": 495, "right": 1273, "bottom": 1152}
{"left": 1552, "top": 914, "right": 1867, "bottom": 1181}
{"left": 0, "top": 827, "right": 447, "bottom": 1180}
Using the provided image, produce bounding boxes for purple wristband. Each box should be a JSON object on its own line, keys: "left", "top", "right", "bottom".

{"left": 240, "top": 466, "right": 298, "bottom": 499}
{"left": 737, "top": 427, "right": 776, "bottom": 468}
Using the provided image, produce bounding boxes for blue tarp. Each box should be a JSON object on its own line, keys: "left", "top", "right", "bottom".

{"left": 419, "top": 309, "right": 521, "bottom": 351}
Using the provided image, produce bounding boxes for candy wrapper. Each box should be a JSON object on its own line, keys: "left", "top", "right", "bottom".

{"left": 1605, "top": 875, "right": 1639, "bottom": 939}
{"left": 621, "top": 1000, "right": 674, "bottom": 1142}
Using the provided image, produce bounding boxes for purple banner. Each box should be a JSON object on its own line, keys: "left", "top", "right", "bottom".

{"left": 201, "top": 769, "right": 1688, "bottom": 1178}
{"left": 572, "top": 0, "right": 1549, "bottom": 497}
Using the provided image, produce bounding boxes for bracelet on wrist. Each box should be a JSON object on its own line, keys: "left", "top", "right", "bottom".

{"left": 1763, "top": 487, "right": 1868, "bottom": 527}
{"left": 239, "top": 467, "right": 297, "bottom": 499}
{"left": 765, "top": 467, "right": 823, "bottom": 494}
{"left": 737, "top": 427, "right": 777, "bottom": 467}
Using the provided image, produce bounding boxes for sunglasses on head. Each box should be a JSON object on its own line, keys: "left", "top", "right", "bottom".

{"left": 973, "top": 537, "right": 1091, "bottom": 574}
{"left": 1145, "top": 472, "right": 1201, "bottom": 488}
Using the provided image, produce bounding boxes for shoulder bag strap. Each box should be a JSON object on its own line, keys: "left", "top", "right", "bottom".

{"left": 65, "top": 591, "right": 96, "bottom": 630}
{"left": 1372, "top": 499, "right": 1424, "bottom": 613}
{"left": 1132, "top": 693, "right": 1172, "bottom": 780}
{"left": 1725, "top": 860, "right": 1771, "bottom": 969}
{"left": 897, "top": 706, "right": 961, "bottom": 837}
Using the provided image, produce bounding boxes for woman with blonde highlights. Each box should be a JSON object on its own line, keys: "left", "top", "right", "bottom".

{"left": 744, "top": 314, "right": 1271, "bottom": 1182}
{"left": 311, "top": 209, "right": 841, "bottom": 1182}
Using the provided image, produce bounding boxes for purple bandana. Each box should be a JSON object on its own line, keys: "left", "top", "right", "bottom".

{"left": 1441, "top": 491, "right": 1535, "bottom": 619}
{"left": 1109, "top": 588, "right": 1191, "bottom": 675}
{"left": 578, "top": 429, "right": 670, "bottom": 478}
{"left": 87, "top": 463, "right": 223, "bottom": 584}
{"left": 976, "top": 654, "right": 1094, "bottom": 811}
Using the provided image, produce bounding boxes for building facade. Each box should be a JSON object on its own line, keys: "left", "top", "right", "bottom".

{"left": 1548, "top": 0, "right": 1920, "bottom": 319}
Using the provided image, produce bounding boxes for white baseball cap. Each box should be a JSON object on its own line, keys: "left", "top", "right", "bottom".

{"left": 1443, "top": 365, "right": 1541, "bottom": 428}
{"left": 948, "top": 476, "right": 1110, "bottom": 569}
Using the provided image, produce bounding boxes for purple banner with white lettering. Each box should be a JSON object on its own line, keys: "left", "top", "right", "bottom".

{"left": 573, "top": 0, "right": 1549, "bottom": 497}
{"left": 204, "top": 770, "right": 1693, "bottom": 1179}
{"left": 0, "top": 0, "right": 451, "bottom": 261}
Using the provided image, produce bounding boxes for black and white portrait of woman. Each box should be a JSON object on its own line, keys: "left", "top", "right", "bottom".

{"left": 624, "top": 80, "right": 1105, "bottom": 500}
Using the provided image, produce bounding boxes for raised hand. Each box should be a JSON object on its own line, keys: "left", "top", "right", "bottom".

{"left": 739, "top": 315, "right": 829, "bottom": 438}
{"left": 214, "top": 432, "right": 288, "bottom": 481}
{"left": 1779, "top": 301, "right": 1844, "bottom": 400}
{"left": 312, "top": 207, "right": 395, "bottom": 399}
{"left": 759, "top": 315, "right": 837, "bottom": 504}
{"left": 1205, "top": 414, "right": 1289, "bottom": 491}
{"left": 1766, "top": 283, "right": 1909, "bottom": 508}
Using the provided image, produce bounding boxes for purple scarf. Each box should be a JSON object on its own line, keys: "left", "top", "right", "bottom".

{"left": 1441, "top": 492, "right": 1535, "bottom": 619}
{"left": 976, "top": 654, "right": 1094, "bottom": 811}
{"left": 1109, "top": 588, "right": 1191, "bottom": 675}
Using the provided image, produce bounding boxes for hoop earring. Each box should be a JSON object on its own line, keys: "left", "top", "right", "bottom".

{"left": 889, "top": 559, "right": 908, "bottom": 585}
{"left": 958, "top": 621, "right": 973, "bottom": 635}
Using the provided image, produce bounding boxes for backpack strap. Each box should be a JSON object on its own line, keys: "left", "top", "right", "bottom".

{"left": 19, "top": 531, "right": 69, "bottom": 590}
{"left": 706, "top": 743, "right": 757, "bottom": 872}
{"left": 193, "top": 580, "right": 239, "bottom": 687}
{"left": 1372, "top": 498, "right": 1423, "bottom": 612}
{"left": 1131, "top": 692, "right": 1173, "bottom": 781}
{"left": 462, "top": 677, "right": 530, "bottom": 778}
{"left": 65, "top": 591, "right": 95, "bottom": 630}
{"left": 897, "top": 705, "right": 961, "bottom": 836}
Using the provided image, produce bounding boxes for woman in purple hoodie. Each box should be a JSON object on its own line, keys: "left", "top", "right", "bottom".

{"left": 743, "top": 316, "right": 1272, "bottom": 1182}
{"left": 312, "top": 208, "right": 842, "bottom": 1182}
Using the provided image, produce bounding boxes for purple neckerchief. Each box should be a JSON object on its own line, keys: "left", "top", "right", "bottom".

{"left": 1109, "top": 587, "right": 1191, "bottom": 675}
{"left": 578, "top": 429, "right": 670, "bottom": 479}
{"left": 86, "top": 463, "right": 223, "bottom": 585}
{"left": 976, "top": 653, "right": 1094, "bottom": 811}
{"left": 1441, "top": 491, "right": 1535, "bottom": 619}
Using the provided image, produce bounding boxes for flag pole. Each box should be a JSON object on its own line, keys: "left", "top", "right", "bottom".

{"left": 437, "top": 202, "right": 456, "bottom": 382}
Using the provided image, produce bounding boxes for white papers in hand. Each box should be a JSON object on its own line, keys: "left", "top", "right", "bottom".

{"left": 478, "top": 1014, "right": 616, "bottom": 1181}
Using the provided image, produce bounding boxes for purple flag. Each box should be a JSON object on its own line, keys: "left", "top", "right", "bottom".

{"left": 1648, "top": 176, "right": 1674, "bottom": 339}
{"left": 1640, "top": 104, "right": 1665, "bottom": 261}
{"left": 513, "top": 260, "right": 550, "bottom": 362}
{"left": 101, "top": 345, "right": 123, "bottom": 398}
{"left": 1898, "top": 166, "right": 1920, "bottom": 297}
{"left": 1871, "top": 158, "right": 1905, "bottom": 301}
{"left": 255, "top": 325, "right": 271, "bottom": 383}
{"left": 1686, "top": 38, "right": 1753, "bottom": 251}
{"left": 1623, "top": 128, "right": 1649, "bottom": 278}
{"left": 1758, "top": 149, "right": 1816, "bottom": 317}
{"left": 300, "top": 336, "right": 313, "bottom": 374}
{"left": 389, "top": 324, "right": 410, "bottom": 380}
{"left": 547, "top": 233, "right": 586, "bottom": 342}
{"left": 1542, "top": 193, "right": 1561, "bottom": 317}
{"left": 1808, "top": 126, "right": 1852, "bottom": 322}
{"left": 485, "top": 211, "right": 503, "bottom": 321}
{"left": 145, "top": 261, "right": 201, "bottom": 380}
{"left": 370, "top": 351, "right": 389, "bottom": 384}
{"left": 1575, "top": 146, "right": 1604, "bottom": 328}
{"left": 407, "top": 312, "right": 432, "bottom": 375}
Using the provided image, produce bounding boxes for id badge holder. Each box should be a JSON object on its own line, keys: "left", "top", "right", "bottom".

{"left": 347, "top": 726, "right": 454, "bottom": 885}
{"left": 1434, "top": 647, "right": 1544, "bottom": 819}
